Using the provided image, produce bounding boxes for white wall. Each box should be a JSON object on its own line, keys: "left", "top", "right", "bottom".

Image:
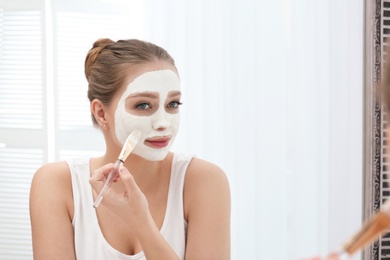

{"left": 144, "top": 0, "right": 364, "bottom": 258}
{"left": 285, "top": 0, "right": 364, "bottom": 258}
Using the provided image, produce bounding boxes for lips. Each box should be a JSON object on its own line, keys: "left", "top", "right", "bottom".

{"left": 145, "top": 136, "right": 171, "bottom": 148}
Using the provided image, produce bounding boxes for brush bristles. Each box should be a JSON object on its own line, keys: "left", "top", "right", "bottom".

{"left": 118, "top": 130, "right": 142, "bottom": 162}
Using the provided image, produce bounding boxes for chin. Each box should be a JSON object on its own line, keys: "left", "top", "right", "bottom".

{"left": 134, "top": 147, "right": 170, "bottom": 161}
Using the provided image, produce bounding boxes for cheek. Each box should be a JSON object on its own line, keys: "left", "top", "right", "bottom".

{"left": 115, "top": 107, "right": 152, "bottom": 145}
{"left": 121, "top": 113, "right": 152, "bottom": 131}
{"left": 169, "top": 114, "right": 180, "bottom": 130}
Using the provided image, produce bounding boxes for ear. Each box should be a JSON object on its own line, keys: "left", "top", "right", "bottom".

{"left": 91, "top": 99, "right": 108, "bottom": 127}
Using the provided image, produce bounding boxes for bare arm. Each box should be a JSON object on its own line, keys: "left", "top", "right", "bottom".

{"left": 29, "top": 162, "right": 76, "bottom": 259}
{"left": 184, "top": 158, "right": 231, "bottom": 260}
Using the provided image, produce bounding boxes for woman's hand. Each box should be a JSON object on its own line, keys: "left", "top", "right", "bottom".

{"left": 89, "top": 163, "right": 180, "bottom": 259}
{"left": 89, "top": 163, "right": 151, "bottom": 231}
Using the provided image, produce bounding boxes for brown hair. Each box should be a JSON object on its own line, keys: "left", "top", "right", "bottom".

{"left": 85, "top": 38, "right": 176, "bottom": 126}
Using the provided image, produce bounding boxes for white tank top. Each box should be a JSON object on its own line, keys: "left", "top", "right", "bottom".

{"left": 67, "top": 153, "right": 192, "bottom": 260}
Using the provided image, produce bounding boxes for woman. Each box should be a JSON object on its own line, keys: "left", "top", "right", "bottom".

{"left": 29, "top": 38, "right": 231, "bottom": 259}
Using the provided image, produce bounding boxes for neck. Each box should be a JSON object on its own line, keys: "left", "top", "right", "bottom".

{"left": 94, "top": 150, "right": 172, "bottom": 175}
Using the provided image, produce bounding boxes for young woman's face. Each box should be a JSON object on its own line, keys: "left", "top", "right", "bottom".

{"left": 114, "top": 67, "right": 181, "bottom": 161}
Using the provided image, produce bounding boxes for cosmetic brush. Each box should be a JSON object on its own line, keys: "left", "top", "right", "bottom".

{"left": 93, "top": 129, "right": 142, "bottom": 208}
{"left": 332, "top": 199, "right": 390, "bottom": 259}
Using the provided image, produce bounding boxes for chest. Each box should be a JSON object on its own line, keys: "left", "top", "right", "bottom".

{"left": 95, "top": 181, "right": 169, "bottom": 255}
{"left": 70, "top": 156, "right": 190, "bottom": 258}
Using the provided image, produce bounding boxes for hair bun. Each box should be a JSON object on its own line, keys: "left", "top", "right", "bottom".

{"left": 85, "top": 38, "right": 114, "bottom": 79}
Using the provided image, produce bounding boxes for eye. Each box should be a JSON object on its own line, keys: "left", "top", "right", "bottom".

{"left": 167, "top": 101, "right": 182, "bottom": 109}
{"left": 136, "top": 102, "right": 151, "bottom": 110}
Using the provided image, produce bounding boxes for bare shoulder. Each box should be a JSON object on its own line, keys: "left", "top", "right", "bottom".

{"left": 185, "top": 157, "right": 229, "bottom": 185}
{"left": 30, "top": 161, "right": 73, "bottom": 217}
{"left": 184, "top": 157, "right": 230, "bottom": 217}
{"left": 31, "top": 161, "right": 71, "bottom": 191}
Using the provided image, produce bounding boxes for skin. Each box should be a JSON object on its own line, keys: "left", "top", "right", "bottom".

{"left": 29, "top": 61, "right": 231, "bottom": 259}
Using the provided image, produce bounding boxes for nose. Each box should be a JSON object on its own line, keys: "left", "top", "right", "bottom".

{"left": 152, "top": 108, "right": 170, "bottom": 130}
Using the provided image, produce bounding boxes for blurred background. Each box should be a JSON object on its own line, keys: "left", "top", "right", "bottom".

{"left": 0, "top": 0, "right": 363, "bottom": 259}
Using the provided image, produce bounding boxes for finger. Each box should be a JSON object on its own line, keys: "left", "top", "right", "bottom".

{"left": 89, "top": 163, "right": 115, "bottom": 189}
{"left": 119, "top": 166, "right": 142, "bottom": 195}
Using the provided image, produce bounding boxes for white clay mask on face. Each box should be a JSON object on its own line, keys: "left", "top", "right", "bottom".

{"left": 114, "top": 69, "right": 181, "bottom": 161}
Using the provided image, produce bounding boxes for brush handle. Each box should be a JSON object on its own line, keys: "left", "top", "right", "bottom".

{"left": 342, "top": 212, "right": 390, "bottom": 255}
{"left": 93, "top": 160, "right": 122, "bottom": 208}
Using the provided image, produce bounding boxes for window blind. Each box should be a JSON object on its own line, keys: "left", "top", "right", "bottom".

{"left": 0, "top": 148, "right": 43, "bottom": 258}
{"left": 0, "top": 11, "right": 43, "bottom": 129}
{"left": 0, "top": 8, "right": 44, "bottom": 259}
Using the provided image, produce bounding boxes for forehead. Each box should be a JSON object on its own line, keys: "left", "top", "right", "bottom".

{"left": 124, "top": 69, "right": 180, "bottom": 94}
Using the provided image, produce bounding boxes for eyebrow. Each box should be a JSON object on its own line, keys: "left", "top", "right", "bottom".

{"left": 127, "top": 92, "right": 159, "bottom": 99}
{"left": 127, "top": 91, "right": 181, "bottom": 99}
{"left": 168, "top": 91, "right": 182, "bottom": 97}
